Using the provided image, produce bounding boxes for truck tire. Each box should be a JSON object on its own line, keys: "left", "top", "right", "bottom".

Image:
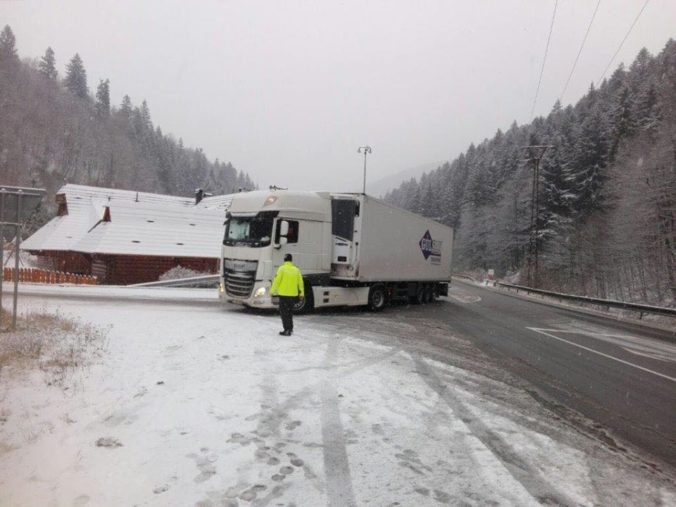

{"left": 423, "top": 285, "right": 433, "bottom": 303}
{"left": 293, "top": 282, "right": 314, "bottom": 314}
{"left": 368, "top": 284, "right": 387, "bottom": 311}
{"left": 413, "top": 285, "right": 425, "bottom": 305}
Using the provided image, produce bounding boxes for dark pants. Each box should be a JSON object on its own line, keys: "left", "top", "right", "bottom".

{"left": 278, "top": 296, "right": 297, "bottom": 332}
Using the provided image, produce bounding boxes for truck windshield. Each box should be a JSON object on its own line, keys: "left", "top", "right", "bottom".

{"left": 223, "top": 211, "right": 277, "bottom": 247}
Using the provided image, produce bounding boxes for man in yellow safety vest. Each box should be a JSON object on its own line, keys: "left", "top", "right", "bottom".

{"left": 270, "top": 253, "right": 304, "bottom": 336}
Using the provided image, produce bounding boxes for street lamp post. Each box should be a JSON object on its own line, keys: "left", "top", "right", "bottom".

{"left": 357, "top": 145, "right": 372, "bottom": 194}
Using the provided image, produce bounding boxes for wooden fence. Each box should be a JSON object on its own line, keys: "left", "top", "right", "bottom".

{"left": 2, "top": 267, "right": 98, "bottom": 285}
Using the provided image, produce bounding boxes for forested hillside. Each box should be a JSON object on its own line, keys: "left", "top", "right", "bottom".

{"left": 0, "top": 26, "right": 254, "bottom": 212}
{"left": 386, "top": 41, "right": 676, "bottom": 305}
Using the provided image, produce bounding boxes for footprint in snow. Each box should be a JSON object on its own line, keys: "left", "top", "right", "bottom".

{"left": 95, "top": 437, "right": 122, "bottom": 448}
{"left": 153, "top": 484, "right": 169, "bottom": 494}
{"left": 285, "top": 420, "right": 302, "bottom": 431}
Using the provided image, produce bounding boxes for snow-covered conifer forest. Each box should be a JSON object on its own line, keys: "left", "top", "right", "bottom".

{"left": 385, "top": 42, "right": 676, "bottom": 306}
{"left": 0, "top": 25, "right": 255, "bottom": 216}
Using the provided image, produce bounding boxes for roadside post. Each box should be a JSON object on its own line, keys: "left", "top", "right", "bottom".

{"left": 0, "top": 186, "right": 45, "bottom": 330}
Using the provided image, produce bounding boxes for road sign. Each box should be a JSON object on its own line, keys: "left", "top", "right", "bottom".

{"left": 0, "top": 185, "right": 46, "bottom": 330}
{"left": 0, "top": 186, "right": 45, "bottom": 225}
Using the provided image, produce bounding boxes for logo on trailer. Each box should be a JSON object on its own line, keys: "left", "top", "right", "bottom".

{"left": 419, "top": 230, "right": 442, "bottom": 262}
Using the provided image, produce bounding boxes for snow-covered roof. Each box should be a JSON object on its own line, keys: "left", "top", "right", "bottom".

{"left": 22, "top": 184, "right": 233, "bottom": 258}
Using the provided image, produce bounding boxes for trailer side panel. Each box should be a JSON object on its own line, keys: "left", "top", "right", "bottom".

{"left": 353, "top": 196, "right": 453, "bottom": 283}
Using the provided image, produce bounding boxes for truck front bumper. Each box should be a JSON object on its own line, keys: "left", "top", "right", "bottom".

{"left": 220, "top": 281, "right": 276, "bottom": 309}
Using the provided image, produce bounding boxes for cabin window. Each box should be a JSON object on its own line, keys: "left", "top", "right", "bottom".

{"left": 275, "top": 219, "right": 299, "bottom": 244}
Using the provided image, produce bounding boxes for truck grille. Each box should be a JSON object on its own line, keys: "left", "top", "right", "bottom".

{"left": 223, "top": 259, "right": 258, "bottom": 298}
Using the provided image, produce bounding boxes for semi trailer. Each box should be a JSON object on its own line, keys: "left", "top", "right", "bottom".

{"left": 218, "top": 190, "right": 453, "bottom": 312}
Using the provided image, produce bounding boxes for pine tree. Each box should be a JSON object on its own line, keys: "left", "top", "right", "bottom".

{"left": 38, "top": 47, "right": 58, "bottom": 80}
{"left": 140, "top": 100, "right": 152, "bottom": 128}
{"left": 120, "top": 95, "right": 132, "bottom": 115}
{"left": 0, "top": 25, "right": 18, "bottom": 66}
{"left": 572, "top": 109, "right": 609, "bottom": 215}
{"left": 608, "top": 85, "right": 634, "bottom": 161}
{"left": 635, "top": 83, "right": 660, "bottom": 134}
{"left": 64, "top": 53, "right": 88, "bottom": 98}
{"left": 419, "top": 182, "right": 437, "bottom": 218}
{"left": 95, "top": 79, "right": 110, "bottom": 117}
{"left": 132, "top": 100, "right": 152, "bottom": 137}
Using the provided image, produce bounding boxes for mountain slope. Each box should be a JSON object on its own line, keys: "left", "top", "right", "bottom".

{"left": 369, "top": 162, "right": 443, "bottom": 198}
{"left": 385, "top": 42, "right": 676, "bottom": 305}
{"left": 0, "top": 26, "right": 254, "bottom": 218}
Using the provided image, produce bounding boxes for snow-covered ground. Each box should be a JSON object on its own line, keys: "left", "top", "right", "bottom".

{"left": 1, "top": 287, "right": 675, "bottom": 506}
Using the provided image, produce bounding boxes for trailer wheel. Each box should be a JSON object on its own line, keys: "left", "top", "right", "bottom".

{"left": 368, "top": 284, "right": 387, "bottom": 311}
{"left": 293, "top": 282, "right": 314, "bottom": 314}
{"left": 423, "top": 285, "right": 434, "bottom": 303}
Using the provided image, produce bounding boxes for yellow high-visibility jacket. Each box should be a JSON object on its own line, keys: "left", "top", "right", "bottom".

{"left": 271, "top": 261, "right": 304, "bottom": 297}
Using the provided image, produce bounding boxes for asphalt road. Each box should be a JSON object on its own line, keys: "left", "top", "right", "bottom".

{"left": 363, "top": 281, "right": 676, "bottom": 470}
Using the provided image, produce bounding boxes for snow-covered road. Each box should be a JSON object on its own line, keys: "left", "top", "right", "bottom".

{"left": 1, "top": 289, "right": 674, "bottom": 506}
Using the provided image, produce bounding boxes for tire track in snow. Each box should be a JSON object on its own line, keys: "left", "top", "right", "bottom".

{"left": 413, "top": 355, "right": 579, "bottom": 507}
{"left": 321, "top": 338, "right": 357, "bottom": 507}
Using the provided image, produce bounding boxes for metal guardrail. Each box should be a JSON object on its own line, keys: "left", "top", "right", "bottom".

{"left": 129, "top": 275, "right": 220, "bottom": 288}
{"left": 452, "top": 273, "right": 476, "bottom": 282}
{"left": 497, "top": 282, "right": 676, "bottom": 318}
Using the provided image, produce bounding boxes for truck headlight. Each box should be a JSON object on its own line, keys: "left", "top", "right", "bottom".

{"left": 254, "top": 287, "right": 267, "bottom": 298}
{"left": 219, "top": 283, "right": 225, "bottom": 293}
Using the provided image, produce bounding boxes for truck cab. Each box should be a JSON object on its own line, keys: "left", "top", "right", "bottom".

{"left": 219, "top": 190, "right": 338, "bottom": 309}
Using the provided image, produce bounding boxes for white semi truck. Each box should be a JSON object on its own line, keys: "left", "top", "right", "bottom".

{"left": 218, "top": 190, "right": 453, "bottom": 312}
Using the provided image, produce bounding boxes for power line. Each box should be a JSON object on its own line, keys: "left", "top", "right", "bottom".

{"left": 560, "top": 0, "right": 601, "bottom": 103}
{"left": 598, "top": 0, "right": 650, "bottom": 85}
{"left": 530, "top": 0, "right": 559, "bottom": 120}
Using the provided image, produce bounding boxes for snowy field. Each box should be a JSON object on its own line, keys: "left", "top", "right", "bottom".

{"left": 1, "top": 287, "right": 675, "bottom": 506}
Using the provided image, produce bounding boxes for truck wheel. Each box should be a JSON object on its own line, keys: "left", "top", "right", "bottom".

{"left": 368, "top": 285, "right": 387, "bottom": 311}
{"left": 293, "top": 282, "right": 314, "bottom": 314}
{"left": 413, "top": 285, "right": 425, "bottom": 304}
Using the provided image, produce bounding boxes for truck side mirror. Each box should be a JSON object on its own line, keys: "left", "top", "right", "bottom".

{"left": 280, "top": 220, "right": 289, "bottom": 237}
{"left": 273, "top": 237, "right": 288, "bottom": 249}
{"left": 274, "top": 220, "right": 290, "bottom": 249}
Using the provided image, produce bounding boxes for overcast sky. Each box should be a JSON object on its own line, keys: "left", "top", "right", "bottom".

{"left": 2, "top": 0, "right": 675, "bottom": 192}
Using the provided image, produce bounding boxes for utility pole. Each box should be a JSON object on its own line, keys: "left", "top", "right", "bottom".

{"left": 0, "top": 192, "right": 4, "bottom": 325}
{"left": 357, "top": 146, "right": 372, "bottom": 194}
{"left": 522, "top": 145, "right": 553, "bottom": 288}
